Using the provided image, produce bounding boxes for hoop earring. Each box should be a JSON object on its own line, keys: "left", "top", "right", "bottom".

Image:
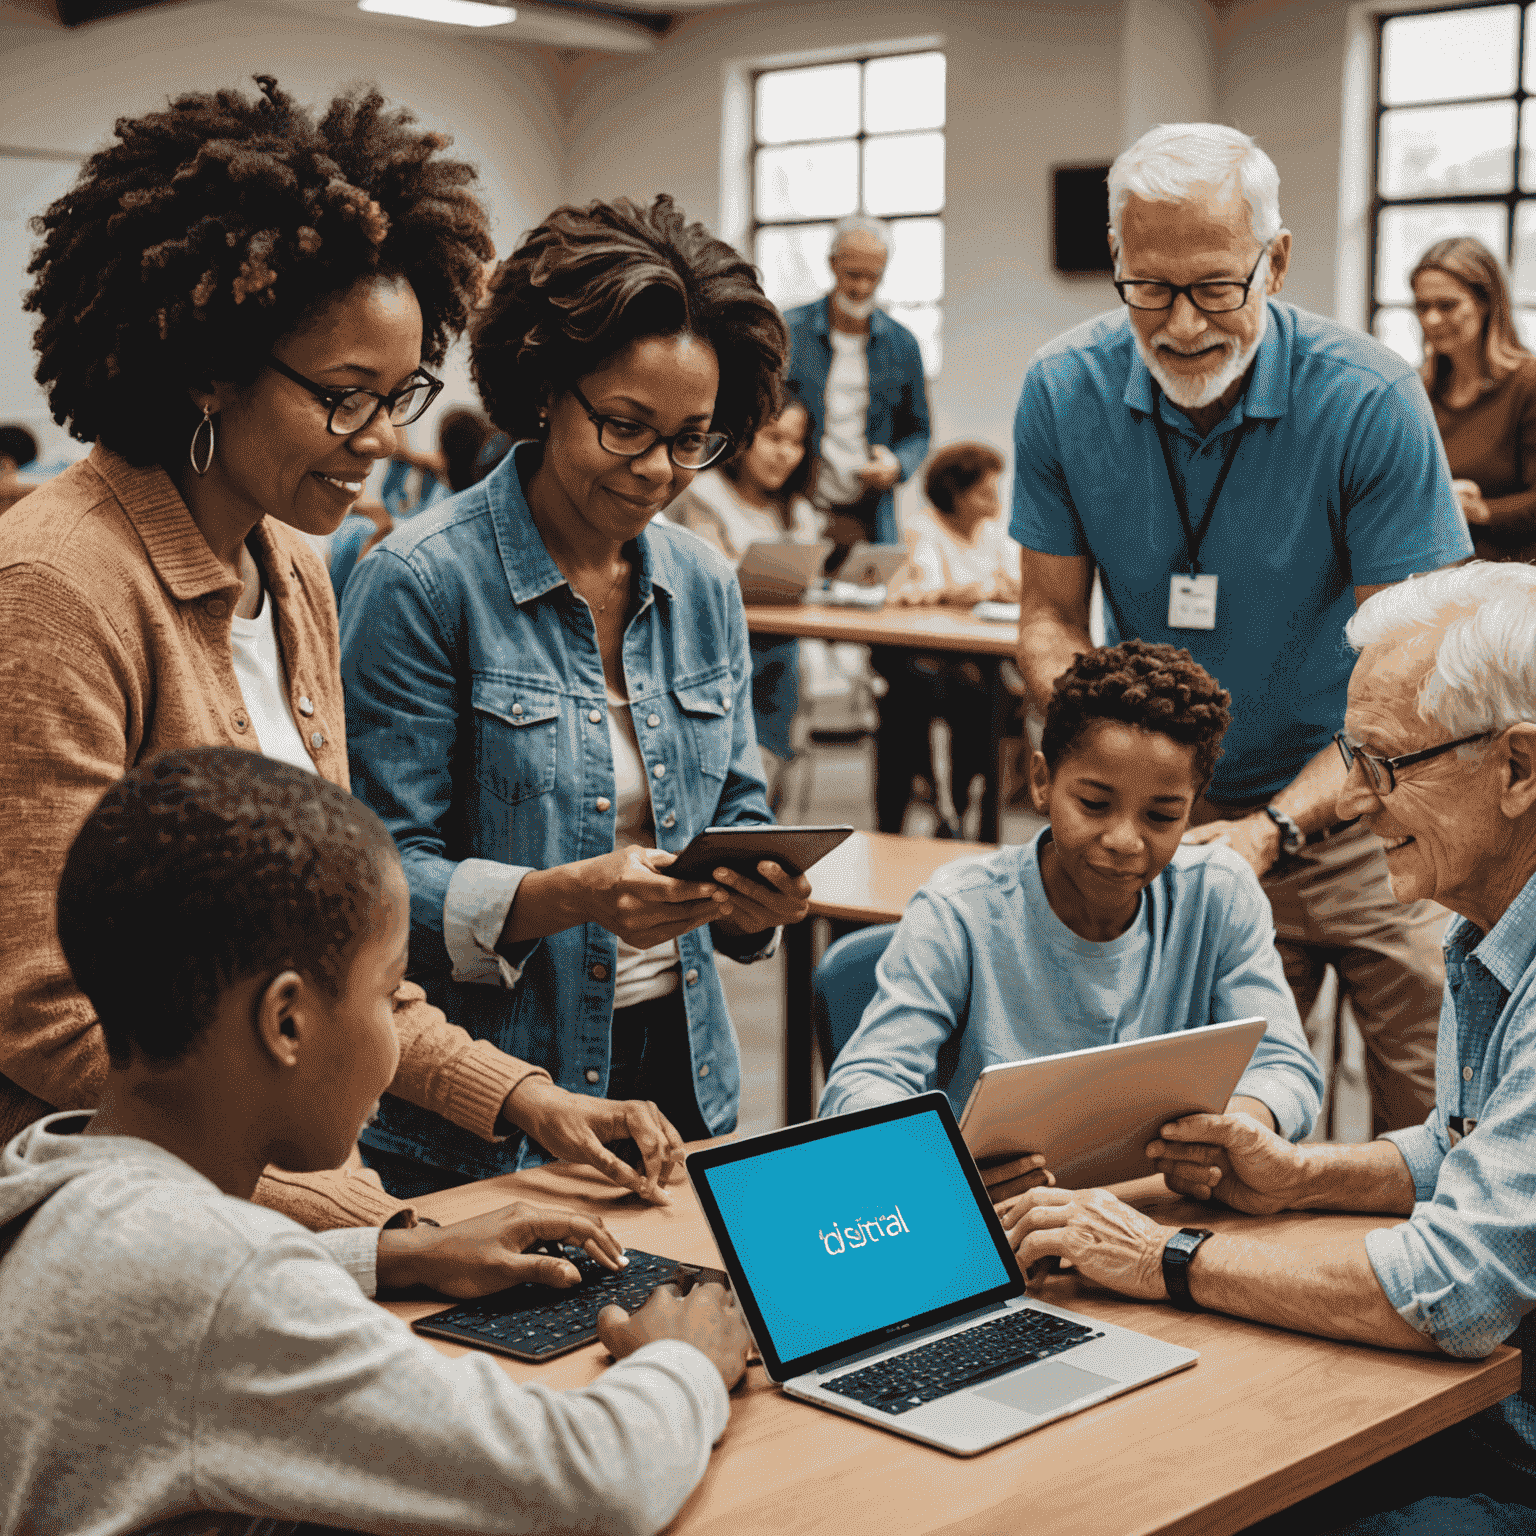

{"left": 189, "top": 406, "right": 216, "bottom": 477}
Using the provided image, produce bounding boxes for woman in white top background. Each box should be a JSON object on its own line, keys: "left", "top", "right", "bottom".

{"left": 667, "top": 397, "right": 822, "bottom": 799}
{"left": 874, "top": 442, "right": 1020, "bottom": 836}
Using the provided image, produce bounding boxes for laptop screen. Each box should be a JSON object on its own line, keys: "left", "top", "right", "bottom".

{"left": 689, "top": 1095, "right": 1020, "bottom": 1378}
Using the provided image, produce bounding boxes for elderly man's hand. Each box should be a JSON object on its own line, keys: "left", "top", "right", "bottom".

{"left": 1453, "top": 479, "right": 1492, "bottom": 526}
{"left": 998, "top": 1186, "right": 1171, "bottom": 1300}
{"left": 854, "top": 444, "right": 902, "bottom": 491}
{"left": 1146, "top": 1112, "right": 1310, "bottom": 1214}
{"left": 1181, "top": 811, "right": 1281, "bottom": 879}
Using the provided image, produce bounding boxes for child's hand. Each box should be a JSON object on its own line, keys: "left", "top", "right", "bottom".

{"left": 377, "top": 1200, "right": 627, "bottom": 1297}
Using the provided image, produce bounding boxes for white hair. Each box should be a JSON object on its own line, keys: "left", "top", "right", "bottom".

{"left": 1346, "top": 562, "right": 1536, "bottom": 737}
{"left": 830, "top": 213, "right": 892, "bottom": 259}
{"left": 1108, "top": 123, "right": 1283, "bottom": 255}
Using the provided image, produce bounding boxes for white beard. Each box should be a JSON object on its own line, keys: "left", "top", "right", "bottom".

{"left": 1134, "top": 299, "right": 1267, "bottom": 411}
{"left": 833, "top": 290, "right": 879, "bottom": 321}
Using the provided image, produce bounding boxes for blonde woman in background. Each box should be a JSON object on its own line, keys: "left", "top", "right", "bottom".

{"left": 1411, "top": 236, "right": 1536, "bottom": 562}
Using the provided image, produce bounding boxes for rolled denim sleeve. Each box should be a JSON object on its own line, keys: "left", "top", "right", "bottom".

{"left": 819, "top": 890, "right": 970, "bottom": 1117}
{"left": 890, "top": 329, "right": 931, "bottom": 485}
{"left": 1366, "top": 1046, "right": 1536, "bottom": 1358}
{"left": 341, "top": 546, "right": 534, "bottom": 986}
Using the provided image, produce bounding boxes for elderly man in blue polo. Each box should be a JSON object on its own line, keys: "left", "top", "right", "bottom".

{"left": 1005, "top": 562, "right": 1536, "bottom": 1534}
{"left": 1012, "top": 122, "right": 1471, "bottom": 1138}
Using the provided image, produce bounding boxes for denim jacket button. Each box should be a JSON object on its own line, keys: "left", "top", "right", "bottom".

{"left": 585, "top": 1069, "right": 600, "bottom": 1084}
{"left": 721, "top": 696, "right": 732, "bottom": 711}
{"left": 596, "top": 797, "right": 611, "bottom": 813}
{"left": 646, "top": 713, "right": 660, "bottom": 728}
{"left": 591, "top": 962, "right": 609, "bottom": 981}
{"left": 698, "top": 1063, "right": 710, "bottom": 1077}
{"left": 511, "top": 702, "right": 523, "bottom": 716}
{"left": 652, "top": 763, "right": 666, "bottom": 779}
{"left": 588, "top": 709, "right": 603, "bottom": 724}
{"left": 684, "top": 968, "right": 699, "bottom": 986}
{"left": 662, "top": 812, "right": 676, "bottom": 828}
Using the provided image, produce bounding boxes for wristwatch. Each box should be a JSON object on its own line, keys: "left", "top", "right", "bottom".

{"left": 1261, "top": 804, "right": 1306, "bottom": 856}
{"left": 1162, "top": 1227, "right": 1215, "bottom": 1311}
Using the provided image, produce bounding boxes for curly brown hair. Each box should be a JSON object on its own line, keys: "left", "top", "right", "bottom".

{"left": 25, "top": 75, "right": 493, "bottom": 469}
{"left": 1041, "top": 639, "right": 1232, "bottom": 788}
{"left": 923, "top": 440, "right": 1005, "bottom": 516}
{"left": 470, "top": 194, "right": 788, "bottom": 451}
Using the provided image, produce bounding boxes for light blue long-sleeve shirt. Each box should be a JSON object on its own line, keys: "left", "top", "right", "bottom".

{"left": 819, "top": 832, "right": 1322, "bottom": 1142}
{"left": 1369, "top": 868, "right": 1536, "bottom": 1474}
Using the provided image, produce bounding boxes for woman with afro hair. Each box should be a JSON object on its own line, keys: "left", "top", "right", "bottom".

{"left": 822, "top": 640, "right": 1323, "bottom": 1193}
{"left": 340, "top": 194, "right": 813, "bottom": 1199}
{"left": 0, "top": 76, "right": 695, "bottom": 1241}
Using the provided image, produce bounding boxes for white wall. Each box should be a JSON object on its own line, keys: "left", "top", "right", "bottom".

{"left": 0, "top": 1, "right": 566, "bottom": 460}
{"left": 1120, "top": 0, "right": 1217, "bottom": 149}
{"left": 561, "top": 0, "right": 1127, "bottom": 522}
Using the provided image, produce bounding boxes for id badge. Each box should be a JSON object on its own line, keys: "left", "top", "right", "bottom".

{"left": 1168, "top": 573, "right": 1218, "bottom": 630}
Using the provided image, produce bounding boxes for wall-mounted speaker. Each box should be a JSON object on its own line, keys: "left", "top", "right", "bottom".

{"left": 1052, "top": 164, "right": 1113, "bottom": 275}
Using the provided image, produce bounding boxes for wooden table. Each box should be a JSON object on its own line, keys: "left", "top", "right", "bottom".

{"left": 388, "top": 1157, "right": 1521, "bottom": 1536}
{"left": 744, "top": 601, "right": 1020, "bottom": 844}
{"left": 782, "top": 830, "right": 995, "bottom": 1125}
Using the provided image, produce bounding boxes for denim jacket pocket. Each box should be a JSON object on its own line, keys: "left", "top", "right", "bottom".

{"left": 671, "top": 673, "right": 734, "bottom": 781}
{"left": 472, "top": 676, "right": 560, "bottom": 805}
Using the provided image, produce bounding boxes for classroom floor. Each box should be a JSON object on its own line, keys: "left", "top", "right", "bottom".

{"left": 719, "top": 710, "right": 1371, "bottom": 1146}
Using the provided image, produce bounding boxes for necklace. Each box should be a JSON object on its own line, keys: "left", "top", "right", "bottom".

{"left": 591, "top": 556, "right": 628, "bottom": 616}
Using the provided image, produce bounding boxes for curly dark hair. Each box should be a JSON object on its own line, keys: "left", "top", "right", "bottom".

{"left": 25, "top": 75, "right": 493, "bottom": 469}
{"left": 1041, "top": 640, "right": 1232, "bottom": 789}
{"left": 57, "top": 746, "right": 400, "bottom": 1069}
{"left": 0, "top": 425, "right": 38, "bottom": 469}
{"left": 924, "top": 440, "right": 1005, "bottom": 516}
{"left": 470, "top": 193, "right": 788, "bottom": 451}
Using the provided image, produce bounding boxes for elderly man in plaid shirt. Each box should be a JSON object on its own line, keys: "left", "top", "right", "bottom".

{"left": 1000, "top": 562, "right": 1536, "bottom": 1534}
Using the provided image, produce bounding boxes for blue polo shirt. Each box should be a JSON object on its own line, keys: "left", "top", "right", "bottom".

{"left": 1010, "top": 301, "right": 1470, "bottom": 801}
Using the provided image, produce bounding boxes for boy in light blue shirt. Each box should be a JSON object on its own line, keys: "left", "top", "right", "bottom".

{"left": 820, "top": 640, "right": 1322, "bottom": 1160}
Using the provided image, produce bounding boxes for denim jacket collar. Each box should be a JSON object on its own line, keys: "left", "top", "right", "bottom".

{"left": 490, "top": 440, "right": 681, "bottom": 608}
{"left": 805, "top": 293, "right": 897, "bottom": 353}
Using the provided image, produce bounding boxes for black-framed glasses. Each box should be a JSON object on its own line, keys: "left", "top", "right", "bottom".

{"left": 265, "top": 356, "right": 443, "bottom": 436}
{"left": 568, "top": 382, "right": 731, "bottom": 470}
{"left": 1334, "top": 729, "right": 1492, "bottom": 795}
{"left": 1114, "top": 243, "right": 1271, "bottom": 314}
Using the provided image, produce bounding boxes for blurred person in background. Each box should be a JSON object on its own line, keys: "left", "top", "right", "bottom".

{"left": 875, "top": 442, "right": 1020, "bottom": 838}
{"left": 783, "top": 213, "right": 930, "bottom": 562}
{"left": 0, "top": 426, "right": 38, "bottom": 515}
{"left": 1412, "top": 236, "right": 1536, "bottom": 563}
{"left": 667, "top": 396, "right": 820, "bottom": 804}
{"left": 340, "top": 195, "right": 812, "bottom": 1199}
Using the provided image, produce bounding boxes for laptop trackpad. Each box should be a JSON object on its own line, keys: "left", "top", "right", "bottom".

{"left": 974, "top": 1360, "right": 1118, "bottom": 1417}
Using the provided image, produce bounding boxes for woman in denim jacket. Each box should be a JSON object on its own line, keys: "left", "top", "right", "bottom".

{"left": 342, "top": 196, "right": 812, "bottom": 1198}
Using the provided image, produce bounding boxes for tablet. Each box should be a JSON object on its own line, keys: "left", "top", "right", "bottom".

{"left": 665, "top": 824, "right": 854, "bottom": 885}
{"left": 836, "top": 542, "right": 909, "bottom": 588}
{"left": 957, "top": 1019, "right": 1268, "bottom": 1190}
{"left": 737, "top": 541, "right": 833, "bottom": 605}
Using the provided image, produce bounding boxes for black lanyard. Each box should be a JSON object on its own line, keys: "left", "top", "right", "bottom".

{"left": 1152, "top": 383, "right": 1250, "bottom": 576}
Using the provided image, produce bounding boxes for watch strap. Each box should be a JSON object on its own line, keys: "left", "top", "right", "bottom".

{"left": 1262, "top": 804, "right": 1305, "bottom": 855}
{"left": 1162, "top": 1226, "right": 1215, "bottom": 1311}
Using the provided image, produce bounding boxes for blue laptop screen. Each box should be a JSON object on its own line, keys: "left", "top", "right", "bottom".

{"left": 699, "top": 1107, "right": 1013, "bottom": 1362}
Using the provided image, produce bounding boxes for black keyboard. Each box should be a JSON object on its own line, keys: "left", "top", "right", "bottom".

{"left": 821, "top": 1307, "right": 1103, "bottom": 1415}
{"left": 412, "top": 1247, "right": 726, "bottom": 1363}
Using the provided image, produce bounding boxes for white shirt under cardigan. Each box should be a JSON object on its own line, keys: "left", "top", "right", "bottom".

{"left": 819, "top": 831, "right": 1324, "bottom": 1141}
{"left": 227, "top": 580, "right": 315, "bottom": 775}
{"left": 0, "top": 1113, "right": 728, "bottom": 1536}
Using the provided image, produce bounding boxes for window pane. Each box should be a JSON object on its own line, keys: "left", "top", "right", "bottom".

{"left": 1381, "top": 5, "right": 1518, "bottom": 106}
{"left": 864, "top": 51, "right": 945, "bottom": 134}
{"left": 1519, "top": 101, "right": 1536, "bottom": 191}
{"left": 1510, "top": 202, "right": 1536, "bottom": 302}
{"left": 888, "top": 302, "right": 942, "bottom": 377}
{"left": 1515, "top": 309, "right": 1536, "bottom": 351}
{"left": 882, "top": 217, "right": 944, "bottom": 303}
{"left": 1372, "top": 306, "right": 1423, "bottom": 366}
{"left": 755, "top": 141, "right": 858, "bottom": 222}
{"left": 1376, "top": 203, "right": 1507, "bottom": 303}
{"left": 755, "top": 222, "right": 833, "bottom": 311}
{"left": 1379, "top": 102, "right": 1516, "bottom": 197}
{"left": 864, "top": 132, "right": 945, "bottom": 217}
{"left": 755, "top": 63, "right": 860, "bottom": 145}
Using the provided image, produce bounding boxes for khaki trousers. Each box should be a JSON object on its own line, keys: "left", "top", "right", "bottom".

{"left": 1196, "top": 811, "right": 1447, "bottom": 1138}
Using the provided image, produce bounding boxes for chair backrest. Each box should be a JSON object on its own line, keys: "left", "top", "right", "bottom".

{"left": 812, "top": 923, "right": 898, "bottom": 1071}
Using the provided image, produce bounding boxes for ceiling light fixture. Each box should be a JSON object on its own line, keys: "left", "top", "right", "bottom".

{"left": 358, "top": 0, "right": 515, "bottom": 26}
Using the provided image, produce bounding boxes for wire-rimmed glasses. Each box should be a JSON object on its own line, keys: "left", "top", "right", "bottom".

{"left": 265, "top": 356, "right": 443, "bottom": 437}
{"left": 569, "top": 382, "right": 731, "bottom": 470}
{"left": 1114, "top": 244, "right": 1271, "bottom": 314}
{"left": 1333, "top": 729, "right": 1492, "bottom": 795}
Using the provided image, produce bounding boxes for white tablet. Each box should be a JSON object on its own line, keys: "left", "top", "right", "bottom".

{"left": 957, "top": 1019, "right": 1268, "bottom": 1190}
{"left": 737, "top": 540, "right": 833, "bottom": 605}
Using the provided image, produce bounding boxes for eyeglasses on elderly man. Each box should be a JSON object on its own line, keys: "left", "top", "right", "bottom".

{"left": 1333, "top": 728, "right": 1494, "bottom": 796}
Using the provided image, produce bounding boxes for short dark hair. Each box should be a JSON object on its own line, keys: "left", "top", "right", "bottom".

{"left": 470, "top": 194, "right": 788, "bottom": 451}
{"left": 1041, "top": 640, "right": 1232, "bottom": 789}
{"left": 57, "top": 747, "right": 400, "bottom": 1069}
{"left": 437, "top": 406, "right": 497, "bottom": 493}
{"left": 26, "top": 75, "right": 493, "bottom": 469}
{"left": 0, "top": 425, "right": 38, "bottom": 469}
{"left": 923, "top": 441, "right": 1005, "bottom": 516}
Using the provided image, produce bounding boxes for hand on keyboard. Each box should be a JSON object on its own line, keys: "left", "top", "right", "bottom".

{"left": 597, "top": 1276, "right": 753, "bottom": 1390}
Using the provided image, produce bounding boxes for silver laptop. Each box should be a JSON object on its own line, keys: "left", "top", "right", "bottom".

{"left": 959, "top": 1019, "right": 1268, "bottom": 1189}
{"left": 687, "top": 1093, "right": 1196, "bottom": 1456}
{"left": 806, "top": 541, "right": 909, "bottom": 607}
{"left": 736, "top": 539, "right": 832, "bottom": 605}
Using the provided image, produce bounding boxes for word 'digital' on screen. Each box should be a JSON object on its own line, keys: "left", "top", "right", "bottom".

{"left": 818, "top": 1208, "right": 910, "bottom": 1255}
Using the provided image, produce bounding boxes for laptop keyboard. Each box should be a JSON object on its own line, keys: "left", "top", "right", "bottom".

{"left": 821, "top": 1307, "right": 1104, "bottom": 1415}
{"left": 412, "top": 1247, "right": 721, "bottom": 1363}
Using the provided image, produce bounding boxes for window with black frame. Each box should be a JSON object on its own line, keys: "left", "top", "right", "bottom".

{"left": 1371, "top": 2, "right": 1536, "bottom": 361}
{"left": 750, "top": 50, "right": 945, "bottom": 377}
